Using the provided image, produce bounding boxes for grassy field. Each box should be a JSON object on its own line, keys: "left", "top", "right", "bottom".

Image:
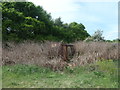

{"left": 2, "top": 60, "right": 118, "bottom": 88}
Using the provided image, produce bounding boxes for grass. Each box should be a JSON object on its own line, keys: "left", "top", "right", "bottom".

{"left": 2, "top": 60, "right": 118, "bottom": 88}
{"left": 3, "top": 41, "right": 118, "bottom": 69}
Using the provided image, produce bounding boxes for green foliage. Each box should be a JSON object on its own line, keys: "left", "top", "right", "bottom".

{"left": 85, "top": 30, "right": 104, "bottom": 42}
{"left": 2, "top": 64, "right": 51, "bottom": 76}
{"left": 95, "top": 60, "right": 118, "bottom": 77}
{"left": 2, "top": 60, "right": 118, "bottom": 88}
{"left": 87, "top": 60, "right": 118, "bottom": 82}
{"left": 106, "top": 40, "right": 113, "bottom": 42}
{"left": 105, "top": 38, "right": 120, "bottom": 42}
{"left": 68, "top": 22, "right": 90, "bottom": 41}
{"left": 2, "top": 2, "right": 90, "bottom": 43}
{"left": 93, "top": 71, "right": 105, "bottom": 77}
{"left": 54, "top": 17, "right": 63, "bottom": 26}
{"left": 112, "top": 38, "right": 120, "bottom": 42}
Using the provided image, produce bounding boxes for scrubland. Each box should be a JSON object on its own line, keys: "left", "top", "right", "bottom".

{"left": 2, "top": 41, "right": 118, "bottom": 70}
{"left": 2, "top": 41, "right": 119, "bottom": 88}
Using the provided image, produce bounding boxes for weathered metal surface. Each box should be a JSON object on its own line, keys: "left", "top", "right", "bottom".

{"left": 47, "top": 42, "right": 75, "bottom": 61}
{"left": 59, "top": 44, "right": 75, "bottom": 61}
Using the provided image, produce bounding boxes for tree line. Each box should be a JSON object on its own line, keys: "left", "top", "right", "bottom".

{"left": 2, "top": 2, "right": 90, "bottom": 43}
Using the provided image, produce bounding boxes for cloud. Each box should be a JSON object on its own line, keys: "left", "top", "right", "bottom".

{"left": 28, "top": 0, "right": 80, "bottom": 13}
{"left": 69, "top": 0, "right": 119, "bottom": 2}
{"left": 28, "top": 0, "right": 117, "bottom": 23}
{"left": 103, "top": 24, "right": 118, "bottom": 40}
{"left": 28, "top": 0, "right": 118, "bottom": 40}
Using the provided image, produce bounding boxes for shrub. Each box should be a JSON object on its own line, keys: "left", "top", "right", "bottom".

{"left": 2, "top": 41, "right": 118, "bottom": 70}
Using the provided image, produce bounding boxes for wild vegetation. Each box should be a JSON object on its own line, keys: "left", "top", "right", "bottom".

{"left": 2, "top": 41, "right": 118, "bottom": 71}
{"left": 2, "top": 60, "right": 118, "bottom": 88}
{"left": 2, "top": 2, "right": 90, "bottom": 43}
{"left": 1, "top": 1, "right": 119, "bottom": 88}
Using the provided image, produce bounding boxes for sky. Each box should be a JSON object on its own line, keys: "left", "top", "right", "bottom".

{"left": 28, "top": 0, "right": 119, "bottom": 40}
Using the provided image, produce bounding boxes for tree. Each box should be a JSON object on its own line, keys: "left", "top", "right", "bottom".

{"left": 54, "top": 17, "right": 63, "bottom": 26}
{"left": 69, "top": 22, "right": 90, "bottom": 41}
{"left": 112, "top": 38, "right": 120, "bottom": 42}
{"left": 92, "top": 30, "right": 104, "bottom": 41}
{"left": 2, "top": 2, "right": 90, "bottom": 43}
{"left": 84, "top": 30, "right": 104, "bottom": 42}
{"left": 2, "top": 2, "right": 53, "bottom": 41}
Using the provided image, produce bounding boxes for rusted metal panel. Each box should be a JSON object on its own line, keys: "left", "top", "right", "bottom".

{"left": 60, "top": 44, "right": 75, "bottom": 61}
{"left": 47, "top": 43, "right": 75, "bottom": 61}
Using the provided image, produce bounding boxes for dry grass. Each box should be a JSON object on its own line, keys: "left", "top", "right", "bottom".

{"left": 2, "top": 41, "right": 118, "bottom": 70}
{"left": 72, "top": 41, "right": 118, "bottom": 66}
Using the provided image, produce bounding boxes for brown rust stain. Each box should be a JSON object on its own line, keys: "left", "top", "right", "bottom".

{"left": 59, "top": 44, "right": 75, "bottom": 61}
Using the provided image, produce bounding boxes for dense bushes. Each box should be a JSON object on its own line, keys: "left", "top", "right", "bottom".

{"left": 2, "top": 2, "right": 90, "bottom": 43}
{"left": 2, "top": 41, "right": 118, "bottom": 70}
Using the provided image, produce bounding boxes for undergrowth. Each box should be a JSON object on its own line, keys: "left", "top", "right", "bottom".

{"left": 2, "top": 60, "right": 118, "bottom": 88}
